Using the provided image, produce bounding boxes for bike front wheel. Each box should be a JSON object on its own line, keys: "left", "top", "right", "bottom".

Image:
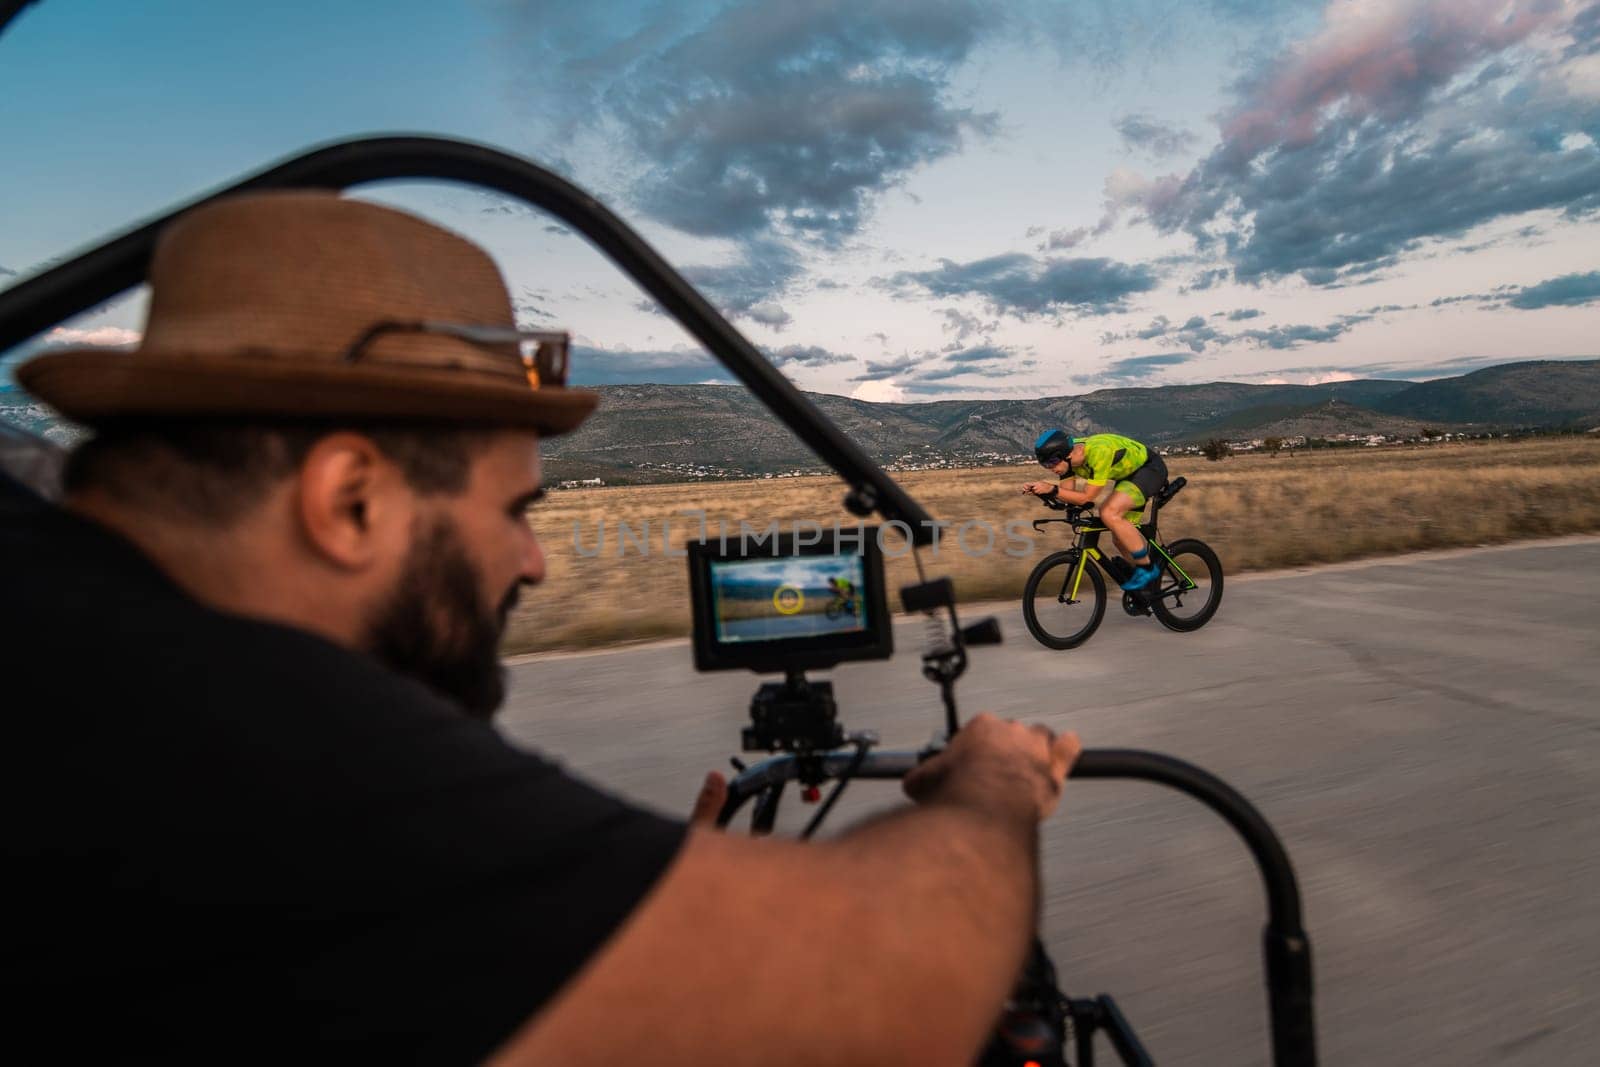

{"left": 1150, "top": 538, "right": 1224, "bottom": 632}
{"left": 1022, "top": 550, "right": 1107, "bottom": 649}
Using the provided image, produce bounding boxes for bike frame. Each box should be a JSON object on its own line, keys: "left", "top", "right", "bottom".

{"left": 1034, "top": 501, "right": 1198, "bottom": 606}
{"left": 824, "top": 591, "right": 860, "bottom": 619}
{"left": 1065, "top": 526, "right": 1197, "bottom": 602}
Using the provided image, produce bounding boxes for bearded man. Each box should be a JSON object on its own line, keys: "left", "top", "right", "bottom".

{"left": 2, "top": 192, "right": 1079, "bottom": 1064}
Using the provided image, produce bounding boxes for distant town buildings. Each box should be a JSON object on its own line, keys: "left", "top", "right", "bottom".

{"left": 884, "top": 449, "right": 1031, "bottom": 472}
{"left": 545, "top": 428, "right": 1550, "bottom": 488}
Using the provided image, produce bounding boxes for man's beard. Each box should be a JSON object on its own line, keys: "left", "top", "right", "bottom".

{"left": 363, "top": 514, "right": 520, "bottom": 720}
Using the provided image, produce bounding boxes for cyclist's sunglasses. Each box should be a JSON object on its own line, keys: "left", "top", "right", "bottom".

{"left": 343, "top": 320, "right": 571, "bottom": 389}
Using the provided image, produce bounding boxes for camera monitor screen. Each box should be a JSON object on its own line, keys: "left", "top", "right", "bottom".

{"left": 710, "top": 554, "right": 870, "bottom": 643}
{"left": 687, "top": 528, "right": 893, "bottom": 673}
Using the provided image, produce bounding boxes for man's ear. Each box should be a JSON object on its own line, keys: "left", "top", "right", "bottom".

{"left": 294, "top": 433, "right": 409, "bottom": 570}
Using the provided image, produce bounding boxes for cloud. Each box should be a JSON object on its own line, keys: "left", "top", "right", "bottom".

{"left": 502, "top": 0, "right": 1319, "bottom": 251}
{"left": 918, "top": 365, "right": 979, "bottom": 381}
{"left": 1018, "top": 0, "right": 1324, "bottom": 72}
{"left": 0, "top": 265, "right": 15, "bottom": 278}
{"left": 44, "top": 326, "right": 140, "bottom": 347}
{"left": 524, "top": 0, "right": 1003, "bottom": 245}
{"left": 1182, "top": 267, "right": 1233, "bottom": 291}
{"left": 1237, "top": 314, "right": 1372, "bottom": 349}
{"left": 1037, "top": 226, "right": 1091, "bottom": 251}
{"left": 1132, "top": 315, "right": 1171, "bottom": 340}
{"left": 515, "top": 286, "right": 557, "bottom": 325}
{"left": 1215, "top": 2, "right": 1562, "bottom": 169}
{"left": 885, "top": 253, "right": 1159, "bottom": 317}
{"left": 1114, "top": 113, "right": 1198, "bottom": 158}
{"left": 1426, "top": 270, "right": 1600, "bottom": 311}
{"left": 497, "top": 2, "right": 1022, "bottom": 320}
{"left": 1173, "top": 314, "right": 1223, "bottom": 352}
{"left": 569, "top": 345, "right": 734, "bottom": 386}
{"left": 1376, "top": 355, "right": 1543, "bottom": 378}
{"left": 745, "top": 301, "right": 794, "bottom": 330}
{"left": 901, "top": 379, "right": 988, "bottom": 394}
{"left": 1253, "top": 353, "right": 1594, "bottom": 382}
{"left": 850, "top": 343, "right": 1028, "bottom": 385}
{"left": 1507, "top": 270, "right": 1600, "bottom": 309}
{"left": 1104, "top": 313, "right": 1222, "bottom": 351}
{"left": 943, "top": 344, "right": 1011, "bottom": 363}
{"left": 938, "top": 307, "right": 997, "bottom": 345}
{"left": 764, "top": 343, "right": 854, "bottom": 367}
{"left": 1104, "top": 308, "right": 1374, "bottom": 353}
{"left": 679, "top": 238, "right": 805, "bottom": 318}
{"left": 916, "top": 344, "right": 1023, "bottom": 381}
{"left": 569, "top": 339, "right": 853, "bottom": 385}
{"left": 851, "top": 353, "right": 922, "bottom": 381}
{"left": 1566, "top": 2, "right": 1600, "bottom": 59}
{"left": 1296, "top": 255, "right": 1402, "bottom": 288}
{"left": 850, "top": 378, "right": 907, "bottom": 402}
{"left": 1116, "top": 1, "right": 1600, "bottom": 282}
{"left": 1098, "top": 352, "right": 1196, "bottom": 383}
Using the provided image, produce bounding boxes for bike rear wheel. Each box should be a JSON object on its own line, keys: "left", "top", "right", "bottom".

{"left": 1022, "top": 550, "right": 1107, "bottom": 649}
{"left": 1150, "top": 538, "right": 1224, "bottom": 632}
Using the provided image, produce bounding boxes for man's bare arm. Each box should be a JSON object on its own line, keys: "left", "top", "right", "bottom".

{"left": 492, "top": 719, "right": 1079, "bottom": 1067}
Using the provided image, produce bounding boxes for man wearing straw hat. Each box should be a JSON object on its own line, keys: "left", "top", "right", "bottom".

{"left": 2, "top": 191, "right": 1079, "bottom": 1064}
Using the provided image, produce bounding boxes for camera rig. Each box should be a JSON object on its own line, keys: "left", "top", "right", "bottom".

{"left": 0, "top": 134, "right": 1317, "bottom": 1067}
{"left": 744, "top": 670, "right": 844, "bottom": 754}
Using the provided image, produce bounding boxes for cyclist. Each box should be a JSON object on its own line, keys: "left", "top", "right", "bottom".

{"left": 827, "top": 574, "right": 858, "bottom": 617}
{"left": 1022, "top": 429, "right": 1168, "bottom": 591}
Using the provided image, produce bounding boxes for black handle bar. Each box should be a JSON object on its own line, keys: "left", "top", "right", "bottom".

{"left": 0, "top": 134, "right": 938, "bottom": 543}
{"left": 720, "top": 747, "right": 1316, "bottom": 1067}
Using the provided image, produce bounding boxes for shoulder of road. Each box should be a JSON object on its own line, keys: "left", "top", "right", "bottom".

{"left": 505, "top": 532, "right": 1600, "bottom": 664}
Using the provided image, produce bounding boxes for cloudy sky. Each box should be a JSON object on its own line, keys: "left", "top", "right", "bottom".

{"left": 3, "top": 0, "right": 1599, "bottom": 402}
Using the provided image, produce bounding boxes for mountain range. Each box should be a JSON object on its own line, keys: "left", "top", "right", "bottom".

{"left": 3, "top": 358, "right": 1597, "bottom": 482}
{"left": 540, "top": 359, "right": 1600, "bottom": 482}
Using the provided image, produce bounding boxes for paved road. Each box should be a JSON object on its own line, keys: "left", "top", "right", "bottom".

{"left": 498, "top": 538, "right": 1600, "bottom": 1066}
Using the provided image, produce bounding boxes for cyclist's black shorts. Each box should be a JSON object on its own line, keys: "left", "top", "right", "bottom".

{"left": 1123, "top": 452, "right": 1168, "bottom": 509}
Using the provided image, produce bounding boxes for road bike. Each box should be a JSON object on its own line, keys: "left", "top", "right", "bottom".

{"left": 825, "top": 583, "right": 860, "bottom": 620}
{"left": 1022, "top": 477, "right": 1224, "bottom": 650}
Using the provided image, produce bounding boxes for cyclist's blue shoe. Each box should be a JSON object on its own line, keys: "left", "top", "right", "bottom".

{"left": 1121, "top": 562, "right": 1162, "bottom": 591}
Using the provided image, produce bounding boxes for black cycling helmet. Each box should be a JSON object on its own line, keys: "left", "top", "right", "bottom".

{"left": 1034, "top": 428, "right": 1076, "bottom": 466}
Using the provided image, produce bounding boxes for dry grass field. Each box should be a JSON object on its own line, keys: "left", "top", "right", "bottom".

{"left": 505, "top": 435, "right": 1600, "bottom": 654}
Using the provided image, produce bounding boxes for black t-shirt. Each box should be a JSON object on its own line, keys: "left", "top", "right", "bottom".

{"left": 0, "top": 472, "right": 685, "bottom": 1062}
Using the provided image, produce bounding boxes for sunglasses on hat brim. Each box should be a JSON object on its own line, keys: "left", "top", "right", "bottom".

{"left": 344, "top": 320, "right": 571, "bottom": 389}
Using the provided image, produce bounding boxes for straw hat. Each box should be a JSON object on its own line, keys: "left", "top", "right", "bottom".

{"left": 17, "top": 191, "right": 598, "bottom": 435}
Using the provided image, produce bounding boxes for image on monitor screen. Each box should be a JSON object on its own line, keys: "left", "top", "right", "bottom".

{"left": 709, "top": 553, "right": 870, "bottom": 645}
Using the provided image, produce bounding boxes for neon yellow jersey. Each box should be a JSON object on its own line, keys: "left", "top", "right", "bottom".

{"left": 1068, "top": 433, "right": 1149, "bottom": 486}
